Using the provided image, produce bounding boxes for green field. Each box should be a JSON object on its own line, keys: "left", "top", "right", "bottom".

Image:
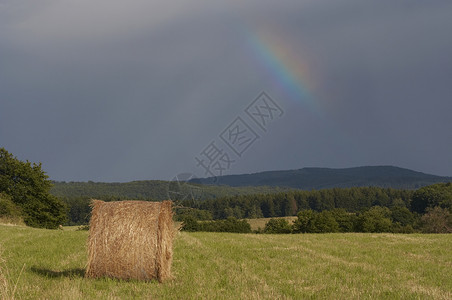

{"left": 1, "top": 225, "right": 451, "bottom": 299}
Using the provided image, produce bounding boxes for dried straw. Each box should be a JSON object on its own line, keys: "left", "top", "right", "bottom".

{"left": 86, "top": 200, "right": 174, "bottom": 282}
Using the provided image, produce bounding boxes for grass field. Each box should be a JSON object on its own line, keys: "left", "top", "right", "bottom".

{"left": 1, "top": 224, "right": 451, "bottom": 299}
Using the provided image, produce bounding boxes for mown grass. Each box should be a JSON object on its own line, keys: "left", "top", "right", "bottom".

{"left": 0, "top": 224, "right": 451, "bottom": 299}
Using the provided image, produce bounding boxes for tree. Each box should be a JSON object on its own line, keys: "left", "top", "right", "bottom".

{"left": 63, "top": 197, "right": 92, "bottom": 225}
{"left": 0, "top": 148, "right": 67, "bottom": 228}
{"left": 421, "top": 207, "right": 452, "bottom": 233}
{"left": 293, "top": 209, "right": 340, "bottom": 233}
{"left": 330, "top": 208, "right": 356, "bottom": 232}
{"left": 282, "top": 193, "right": 298, "bottom": 216}
{"left": 390, "top": 206, "right": 415, "bottom": 227}
{"left": 411, "top": 183, "right": 452, "bottom": 214}
{"left": 247, "top": 205, "right": 263, "bottom": 219}
{"left": 357, "top": 206, "right": 392, "bottom": 233}
{"left": 293, "top": 210, "right": 316, "bottom": 233}
{"left": 312, "top": 211, "right": 339, "bottom": 233}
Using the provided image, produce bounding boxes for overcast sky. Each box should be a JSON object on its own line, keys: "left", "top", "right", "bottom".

{"left": 1, "top": 0, "right": 451, "bottom": 182}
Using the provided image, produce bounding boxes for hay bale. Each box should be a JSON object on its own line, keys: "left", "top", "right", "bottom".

{"left": 86, "top": 200, "right": 174, "bottom": 282}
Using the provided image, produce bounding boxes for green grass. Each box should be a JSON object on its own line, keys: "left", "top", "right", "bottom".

{"left": 1, "top": 224, "right": 451, "bottom": 299}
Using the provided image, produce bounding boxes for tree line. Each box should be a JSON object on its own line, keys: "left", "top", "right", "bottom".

{"left": 262, "top": 206, "right": 452, "bottom": 234}
{"left": 180, "top": 204, "right": 451, "bottom": 234}
{"left": 179, "top": 187, "right": 415, "bottom": 220}
{"left": 178, "top": 183, "right": 452, "bottom": 233}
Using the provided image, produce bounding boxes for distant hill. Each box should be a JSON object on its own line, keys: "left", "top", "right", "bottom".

{"left": 190, "top": 166, "right": 452, "bottom": 190}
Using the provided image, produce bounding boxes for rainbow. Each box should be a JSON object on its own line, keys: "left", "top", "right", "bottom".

{"left": 245, "top": 28, "right": 321, "bottom": 115}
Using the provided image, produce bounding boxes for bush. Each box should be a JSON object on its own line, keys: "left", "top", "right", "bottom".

{"left": 203, "top": 217, "right": 251, "bottom": 233}
{"left": 293, "top": 210, "right": 340, "bottom": 233}
{"left": 181, "top": 217, "right": 251, "bottom": 233}
{"left": 264, "top": 218, "right": 292, "bottom": 234}
{"left": 391, "top": 223, "right": 415, "bottom": 234}
{"left": 181, "top": 216, "right": 200, "bottom": 232}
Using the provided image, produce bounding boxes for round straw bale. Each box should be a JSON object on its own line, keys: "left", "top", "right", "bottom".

{"left": 86, "top": 200, "right": 174, "bottom": 282}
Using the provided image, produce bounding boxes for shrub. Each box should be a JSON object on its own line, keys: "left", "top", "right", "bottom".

{"left": 264, "top": 218, "right": 292, "bottom": 234}
{"left": 391, "top": 223, "right": 416, "bottom": 234}
{"left": 182, "top": 217, "right": 251, "bottom": 233}
{"left": 181, "top": 216, "right": 200, "bottom": 232}
{"left": 293, "top": 210, "right": 340, "bottom": 233}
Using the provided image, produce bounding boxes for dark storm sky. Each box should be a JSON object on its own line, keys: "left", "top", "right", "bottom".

{"left": 1, "top": 0, "right": 451, "bottom": 182}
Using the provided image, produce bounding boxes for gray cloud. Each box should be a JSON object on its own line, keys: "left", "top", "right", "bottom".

{"left": 1, "top": 0, "right": 451, "bottom": 181}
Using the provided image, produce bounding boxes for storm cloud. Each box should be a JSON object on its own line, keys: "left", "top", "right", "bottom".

{"left": 1, "top": 0, "right": 451, "bottom": 181}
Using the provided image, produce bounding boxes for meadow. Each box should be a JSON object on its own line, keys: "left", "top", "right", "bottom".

{"left": 1, "top": 224, "right": 451, "bottom": 299}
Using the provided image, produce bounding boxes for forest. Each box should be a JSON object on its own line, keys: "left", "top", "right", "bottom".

{"left": 61, "top": 186, "right": 414, "bottom": 225}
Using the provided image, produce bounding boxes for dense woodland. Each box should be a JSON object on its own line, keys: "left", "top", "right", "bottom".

{"left": 179, "top": 187, "right": 414, "bottom": 219}
{"left": 178, "top": 182, "right": 452, "bottom": 234}
{"left": 178, "top": 184, "right": 452, "bottom": 233}
{"left": 61, "top": 186, "right": 414, "bottom": 225}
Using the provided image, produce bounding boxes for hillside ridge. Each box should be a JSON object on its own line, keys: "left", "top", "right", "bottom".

{"left": 190, "top": 165, "right": 452, "bottom": 190}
